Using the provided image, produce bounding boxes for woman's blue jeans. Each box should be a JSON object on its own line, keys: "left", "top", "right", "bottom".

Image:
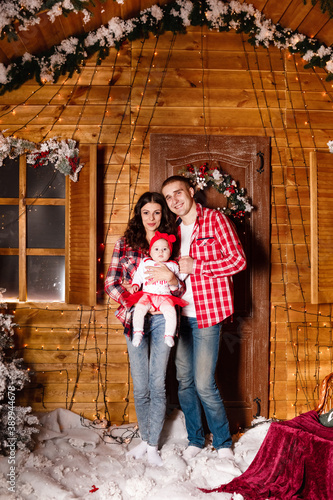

{"left": 126, "top": 314, "right": 171, "bottom": 447}
{"left": 175, "top": 316, "right": 232, "bottom": 450}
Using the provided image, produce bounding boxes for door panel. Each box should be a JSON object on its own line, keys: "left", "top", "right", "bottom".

{"left": 150, "top": 134, "right": 270, "bottom": 431}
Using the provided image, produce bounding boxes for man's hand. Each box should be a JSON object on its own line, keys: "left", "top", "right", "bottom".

{"left": 179, "top": 256, "right": 194, "bottom": 274}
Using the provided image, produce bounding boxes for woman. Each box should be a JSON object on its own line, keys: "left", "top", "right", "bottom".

{"left": 104, "top": 192, "right": 184, "bottom": 467}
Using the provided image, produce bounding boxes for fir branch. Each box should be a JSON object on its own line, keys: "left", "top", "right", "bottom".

{"left": 0, "top": 0, "right": 108, "bottom": 42}
{"left": 305, "top": 0, "right": 333, "bottom": 18}
{"left": 0, "top": 133, "right": 84, "bottom": 181}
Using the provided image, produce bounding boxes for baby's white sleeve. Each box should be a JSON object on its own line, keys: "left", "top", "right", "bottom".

{"left": 132, "top": 261, "right": 145, "bottom": 287}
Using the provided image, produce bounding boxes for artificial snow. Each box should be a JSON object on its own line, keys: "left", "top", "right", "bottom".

{"left": 0, "top": 408, "right": 271, "bottom": 500}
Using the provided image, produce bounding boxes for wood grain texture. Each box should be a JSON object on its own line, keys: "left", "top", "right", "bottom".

{"left": 0, "top": 22, "right": 331, "bottom": 422}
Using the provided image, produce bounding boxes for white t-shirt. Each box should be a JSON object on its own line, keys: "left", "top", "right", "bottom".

{"left": 180, "top": 222, "right": 196, "bottom": 317}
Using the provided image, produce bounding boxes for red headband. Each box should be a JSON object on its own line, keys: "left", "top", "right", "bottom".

{"left": 149, "top": 231, "right": 176, "bottom": 254}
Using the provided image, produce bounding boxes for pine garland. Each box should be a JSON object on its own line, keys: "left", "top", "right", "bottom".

{"left": 0, "top": 1, "right": 108, "bottom": 42}
{"left": 0, "top": 132, "right": 84, "bottom": 181}
{"left": 0, "top": 0, "right": 333, "bottom": 96}
{"left": 1, "top": 0, "right": 332, "bottom": 43}
{"left": 307, "top": 0, "right": 333, "bottom": 18}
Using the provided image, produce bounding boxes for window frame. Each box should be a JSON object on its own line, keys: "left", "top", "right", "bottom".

{"left": 0, "top": 144, "right": 97, "bottom": 305}
{"left": 0, "top": 154, "right": 66, "bottom": 301}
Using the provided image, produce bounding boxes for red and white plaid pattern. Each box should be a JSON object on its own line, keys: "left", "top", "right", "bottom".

{"left": 179, "top": 204, "right": 246, "bottom": 328}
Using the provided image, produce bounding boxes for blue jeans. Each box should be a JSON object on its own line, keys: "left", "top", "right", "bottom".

{"left": 175, "top": 316, "right": 232, "bottom": 450}
{"left": 126, "top": 314, "right": 171, "bottom": 447}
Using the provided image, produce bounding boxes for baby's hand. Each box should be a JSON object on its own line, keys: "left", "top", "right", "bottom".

{"left": 131, "top": 284, "right": 139, "bottom": 293}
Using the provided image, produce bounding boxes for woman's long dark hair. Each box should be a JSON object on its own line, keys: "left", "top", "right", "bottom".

{"left": 124, "top": 192, "right": 179, "bottom": 256}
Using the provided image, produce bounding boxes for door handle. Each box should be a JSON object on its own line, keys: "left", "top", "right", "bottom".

{"left": 253, "top": 397, "right": 261, "bottom": 417}
{"left": 257, "top": 151, "right": 264, "bottom": 174}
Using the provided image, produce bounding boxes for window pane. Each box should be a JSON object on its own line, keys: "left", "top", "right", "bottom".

{"left": 0, "top": 157, "right": 19, "bottom": 198}
{"left": 0, "top": 206, "right": 19, "bottom": 248}
{"left": 0, "top": 256, "right": 19, "bottom": 300}
{"left": 27, "top": 165, "right": 65, "bottom": 199}
{"left": 27, "top": 256, "right": 65, "bottom": 301}
{"left": 27, "top": 206, "right": 65, "bottom": 248}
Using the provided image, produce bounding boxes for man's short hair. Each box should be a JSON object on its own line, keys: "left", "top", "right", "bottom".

{"left": 161, "top": 175, "right": 193, "bottom": 191}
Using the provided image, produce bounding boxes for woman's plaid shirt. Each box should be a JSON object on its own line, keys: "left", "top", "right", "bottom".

{"left": 104, "top": 237, "right": 185, "bottom": 336}
{"left": 179, "top": 203, "right": 247, "bottom": 328}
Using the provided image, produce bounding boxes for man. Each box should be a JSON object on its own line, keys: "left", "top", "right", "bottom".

{"left": 161, "top": 175, "right": 246, "bottom": 462}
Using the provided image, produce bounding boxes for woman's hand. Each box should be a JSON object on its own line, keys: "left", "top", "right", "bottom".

{"left": 144, "top": 263, "right": 178, "bottom": 287}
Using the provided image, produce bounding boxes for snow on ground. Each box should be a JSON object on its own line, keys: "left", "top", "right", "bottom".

{"left": 0, "top": 409, "right": 271, "bottom": 500}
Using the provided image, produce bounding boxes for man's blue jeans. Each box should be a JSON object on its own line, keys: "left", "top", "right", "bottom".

{"left": 175, "top": 316, "right": 232, "bottom": 450}
{"left": 126, "top": 314, "right": 171, "bottom": 447}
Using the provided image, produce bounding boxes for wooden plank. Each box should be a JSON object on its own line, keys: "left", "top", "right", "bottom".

{"left": 131, "top": 106, "right": 283, "bottom": 128}
{"left": 24, "top": 198, "right": 65, "bottom": 206}
{"left": 286, "top": 110, "right": 333, "bottom": 129}
{"left": 22, "top": 346, "right": 128, "bottom": 364}
{"left": 310, "top": 151, "right": 333, "bottom": 304}
{"left": 131, "top": 28, "right": 245, "bottom": 51}
{"left": 297, "top": 2, "right": 330, "bottom": 38}
{"left": 131, "top": 68, "right": 287, "bottom": 90}
{"left": 0, "top": 198, "right": 19, "bottom": 205}
{"left": 13, "top": 401, "right": 130, "bottom": 423}
{"left": 0, "top": 249, "right": 19, "bottom": 255}
{"left": 130, "top": 87, "right": 286, "bottom": 108}
{"left": 19, "top": 383, "right": 129, "bottom": 404}
{"left": 279, "top": 0, "right": 314, "bottom": 32}
{"left": 272, "top": 186, "right": 310, "bottom": 206}
{"left": 315, "top": 18, "right": 333, "bottom": 47}
{"left": 66, "top": 145, "right": 97, "bottom": 306}
{"left": 25, "top": 364, "right": 129, "bottom": 383}
{"left": 16, "top": 329, "right": 126, "bottom": 345}
{"left": 26, "top": 249, "right": 65, "bottom": 256}
{"left": 131, "top": 48, "right": 285, "bottom": 72}
{"left": 1, "top": 105, "right": 130, "bottom": 125}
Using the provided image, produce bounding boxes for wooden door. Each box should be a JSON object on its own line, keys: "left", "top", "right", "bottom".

{"left": 150, "top": 134, "right": 270, "bottom": 432}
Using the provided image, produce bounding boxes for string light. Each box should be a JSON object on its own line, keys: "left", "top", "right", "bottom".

{"left": 6, "top": 27, "right": 332, "bottom": 428}
{"left": 244, "top": 42, "right": 332, "bottom": 417}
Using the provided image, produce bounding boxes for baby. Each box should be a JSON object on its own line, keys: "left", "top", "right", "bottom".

{"left": 128, "top": 231, "right": 187, "bottom": 347}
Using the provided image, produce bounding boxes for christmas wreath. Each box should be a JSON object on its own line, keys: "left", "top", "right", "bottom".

{"left": 179, "top": 162, "right": 253, "bottom": 220}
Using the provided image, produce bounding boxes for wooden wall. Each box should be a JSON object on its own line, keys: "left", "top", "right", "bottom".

{"left": 2, "top": 26, "right": 333, "bottom": 423}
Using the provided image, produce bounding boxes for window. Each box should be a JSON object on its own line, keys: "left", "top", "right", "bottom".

{"left": 0, "top": 145, "right": 97, "bottom": 305}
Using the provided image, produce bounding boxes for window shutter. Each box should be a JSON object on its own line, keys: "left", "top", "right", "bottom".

{"left": 310, "top": 151, "right": 333, "bottom": 304}
{"left": 66, "top": 145, "right": 97, "bottom": 305}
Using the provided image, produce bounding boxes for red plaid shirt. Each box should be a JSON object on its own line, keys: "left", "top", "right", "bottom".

{"left": 179, "top": 203, "right": 246, "bottom": 328}
{"left": 104, "top": 237, "right": 185, "bottom": 336}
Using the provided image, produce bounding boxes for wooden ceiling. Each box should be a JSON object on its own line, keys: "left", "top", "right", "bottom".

{"left": 0, "top": 0, "right": 331, "bottom": 65}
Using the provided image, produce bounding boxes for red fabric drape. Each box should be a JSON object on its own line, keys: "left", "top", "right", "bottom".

{"left": 202, "top": 411, "right": 333, "bottom": 499}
